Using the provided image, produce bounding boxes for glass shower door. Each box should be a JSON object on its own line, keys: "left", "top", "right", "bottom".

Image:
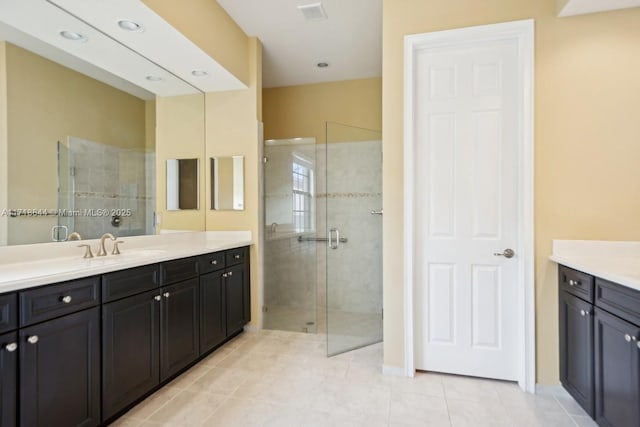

{"left": 263, "top": 138, "right": 318, "bottom": 333}
{"left": 324, "top": 122, "right": 383, "bottom": 356}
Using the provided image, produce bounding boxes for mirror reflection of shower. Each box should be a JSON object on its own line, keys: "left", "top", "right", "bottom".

{"left": 57, "top": 136, "right": 155, "bottom": 241}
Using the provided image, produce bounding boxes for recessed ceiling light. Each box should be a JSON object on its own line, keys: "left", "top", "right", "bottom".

{"left": 59, "top": 30, "right": 87, "bottom": 42}
{"left": 316, "top": 62, "right": 329, "bottom": 68}
{"left": 118, "top": 20, "right": 144, "bottom": 32}
{"left": 145, "top": 75, "right": 162, "bottom": 82}
{"left": 191, "top": 70, "right": 209, "bottom": 77}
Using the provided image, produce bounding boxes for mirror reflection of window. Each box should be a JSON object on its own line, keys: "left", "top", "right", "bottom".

{"left": 166, "top": 159, "right": 199, "bottom": 210}
{"left": 292, "top": 154, "right": 314, "bottom": 232}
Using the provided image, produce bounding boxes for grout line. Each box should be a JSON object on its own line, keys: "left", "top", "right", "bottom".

{"left": 552, "top": 395, "right": 581, "bottom": 427}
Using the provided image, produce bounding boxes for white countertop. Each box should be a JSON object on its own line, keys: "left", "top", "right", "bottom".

{"left": 0, "top": 231, "right": 252, "bottom": 293}
{"left": 550, "top": 240, "right": 640, "bottom": 292}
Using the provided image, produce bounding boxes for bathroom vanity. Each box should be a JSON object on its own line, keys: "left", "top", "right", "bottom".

{"left": 0, "top": 232, "right": 251, "bottom": 426}
{"left": 552, "top": 240, "right": 640, "bottom": 427}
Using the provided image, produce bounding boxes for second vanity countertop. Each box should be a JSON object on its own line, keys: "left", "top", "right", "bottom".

{"left": 550, "top": 240, "right": 640, "bottom": 292}
{"left": 0, "top": 231, "right": 252, "bottom": 293}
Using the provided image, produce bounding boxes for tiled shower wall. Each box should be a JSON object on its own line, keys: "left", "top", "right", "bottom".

{"left": 59, "top": 137, "right": 155, "bottom": 240}
{"left": 263, "top": 139, "right": 382, "bottom": 332}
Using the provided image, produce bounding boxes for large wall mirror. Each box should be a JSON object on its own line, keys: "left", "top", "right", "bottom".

{"left": 0, "top": 4, "right": 206, "bottom": 245}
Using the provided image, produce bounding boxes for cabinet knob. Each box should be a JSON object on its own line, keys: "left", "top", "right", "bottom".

{"left": 580, "top": 309, "right": 590, "bottom": 317}
{"left": 163, "top": 292, "right": 170, "bottom": 298}
{"left": 4, "top": 342, "right": 17, "bottom": 352}
{"left": 61, "top": 295, "right": 72, "bottom": 304}
{"left": 625, "top": 334, "right": 633, "bottom": 342}
{"left": 27, "top": 335, "right": 39, "bottom": 345}
{"left": 234, "top": 254, "right": 241, "bottom": 259}
{"left": 211, "top": 260, "right": 218, "bottom": 265}
{"left": 154, "top": 295, "right": 162, "bottom": 301}
{"left": 228, "top": 271, "right": 233, "bottom": 276}
{"left": 569, "top": 280, "right": 577, "bottom": 286}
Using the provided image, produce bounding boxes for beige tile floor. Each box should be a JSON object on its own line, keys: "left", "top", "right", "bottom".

{"left": 110, "top": 330, "right": 597, "bottom": 427}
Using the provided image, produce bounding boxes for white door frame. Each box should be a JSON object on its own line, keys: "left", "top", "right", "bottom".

{"left": 403, "top": 19, "right": 535, "bottom": 392}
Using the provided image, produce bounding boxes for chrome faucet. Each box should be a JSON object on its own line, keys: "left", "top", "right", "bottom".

{"left": 68, "top": 232, "right": 82, "bottom": 241}
{"left": 96, "top": 233, "right": 116, "bottom": 257}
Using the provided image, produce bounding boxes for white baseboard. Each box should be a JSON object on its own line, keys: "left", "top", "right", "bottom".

{"left": 535, "top": 383, "right": 570, "bottom": 397}
{"left": 382, "top": 365, "right": 409, "bottom": 377}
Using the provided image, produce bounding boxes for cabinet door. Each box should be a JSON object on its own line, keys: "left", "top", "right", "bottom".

{"left": 559, "top": 291, "right": 594, "bottom": 416}
{"left": 103, "top": 290, "right": 160, "bottom": 422}
{"left": 161, "top": 278, "right": 199, "bottom": 381}
{"left": 595, "top": 309, "right": 640, "bottom": 427}
{"left": 226, "top": 263, "right": 248, "bottom": 335}
{"left": 0, "top": 331, "right": 17, "bottom": 427}
{"left": 20, "top": 307, "right": 100, "bottom": 427}
{"left": 200, "top": 271, "right": 226, "bottom": 354}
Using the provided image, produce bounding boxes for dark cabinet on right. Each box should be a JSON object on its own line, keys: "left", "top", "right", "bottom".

{"left": 198, "top": 246, "right": 250, "bottom": 355}
{"left": 559, "top": 265, "right": 640, "bottom": 427}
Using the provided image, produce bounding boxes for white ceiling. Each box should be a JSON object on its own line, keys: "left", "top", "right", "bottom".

{"left": 0, "top": 0, "right": 245, "bottom": 99}
{"left": 559, "top": 0, "right": 640, "bottom": 16}
{"left": 217, "top": 0, "right": 382, "bottom": 88}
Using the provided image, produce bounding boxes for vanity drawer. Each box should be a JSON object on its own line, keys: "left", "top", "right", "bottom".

{"left": 198, "top": 252, "right": 226, "bottom": 274}
{"left": 102, "top": 264, "right": 159, "bottom": 303}
{"left": 0, "top": 293, "right": 18, "bottom": 333}
{"left": 595, "top": 278, "right": 640, "bottom": 327}
{"left": 559, "top": 265, "right": 594, "bottom": 303}
{"left": 160, "top": 256, "right": 199, "bottom": 285}
{"left": 20, "top": 276, "right": 100, "bottom": 326}
{"left": 226, "top": 247, "right": 248, "bottom": 267}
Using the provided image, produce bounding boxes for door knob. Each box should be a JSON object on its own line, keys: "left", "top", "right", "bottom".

{"left": 494, "top": 248, "right": 515, "bottom": 259}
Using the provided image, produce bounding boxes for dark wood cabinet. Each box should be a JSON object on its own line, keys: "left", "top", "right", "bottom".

{"left": 594, "top": 307, "right": 640, "bottom": 427}
{"left": 160, "top": 278, "right": 200, "bottom": 381}
{"left": 559, "top": 290, "right": 594, "bottom": 416}
{"left": 226, "top": 263, "right": 249, "bottom": 335}
{"left": 200, "top": 270, "right": 227, "bottom": 354}
{"left": 2, "top": 245, "right": 250, "bottom": 426}
{"left": 20, "top": 307, "right": 100, "bottom": 427}
{"left": 102, "top": 289, "right": 160, "bottom": 421}
{"left": 0, "top": 331, "right": 17, "bottom": 427}
{"left": 559, "top": 264, "right": 640, "bottom": 427}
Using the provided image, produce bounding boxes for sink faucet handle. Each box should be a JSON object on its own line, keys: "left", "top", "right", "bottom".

{"left": 78, "top": 244, "right": 94, "bottom": 259}
{"left": 112, "top": 240, "right": 124, "bottom": 255}
{"left": 97, "top": 232, "right": 117, "bottom": 256}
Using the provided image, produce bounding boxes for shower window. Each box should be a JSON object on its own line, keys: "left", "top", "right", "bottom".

{"left": 292, "top": 154, "right": 313, "bottom": 232}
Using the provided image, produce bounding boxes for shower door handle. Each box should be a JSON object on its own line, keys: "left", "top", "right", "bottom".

{"left": 329, "top": 228, "right": 340, "bottom": 250}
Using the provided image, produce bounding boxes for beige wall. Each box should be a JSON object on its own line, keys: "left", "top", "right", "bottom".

{"left": 263, "top": 77, "right": 382, "bottom": 142}
{"left": 154, "top": 94, "right": 206, "bottom": 231}
{"left": 0, "top": 42, "right": 7, "bottom": 245}
{"left": 205, "top": 37, "right": 262, "bottom": 328}
{"left": 4, "top": 43, "right": 146, "bottom": 245}
{"left": 383, "top": 0, "right": 640, "bottom": 384}
{"left": 142, "top": 0, "right": 250, "bottom": 86}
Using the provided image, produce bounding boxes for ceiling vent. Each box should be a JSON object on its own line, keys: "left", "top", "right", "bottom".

{"left": 298, "top": 2, "right": 327, "bottom": 21}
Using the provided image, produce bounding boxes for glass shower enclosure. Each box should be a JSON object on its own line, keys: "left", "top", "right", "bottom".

{"left": 263, "top": 123, "right": 383, "bottom": 356}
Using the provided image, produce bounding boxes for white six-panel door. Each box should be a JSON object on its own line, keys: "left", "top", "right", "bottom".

{"left": 413, "top": 38, "right": 521, "bottom": 380}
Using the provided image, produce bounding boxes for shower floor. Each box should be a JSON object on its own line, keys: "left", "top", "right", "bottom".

{"left": 262, "top": 304, "right": 382, "bottom": 353}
